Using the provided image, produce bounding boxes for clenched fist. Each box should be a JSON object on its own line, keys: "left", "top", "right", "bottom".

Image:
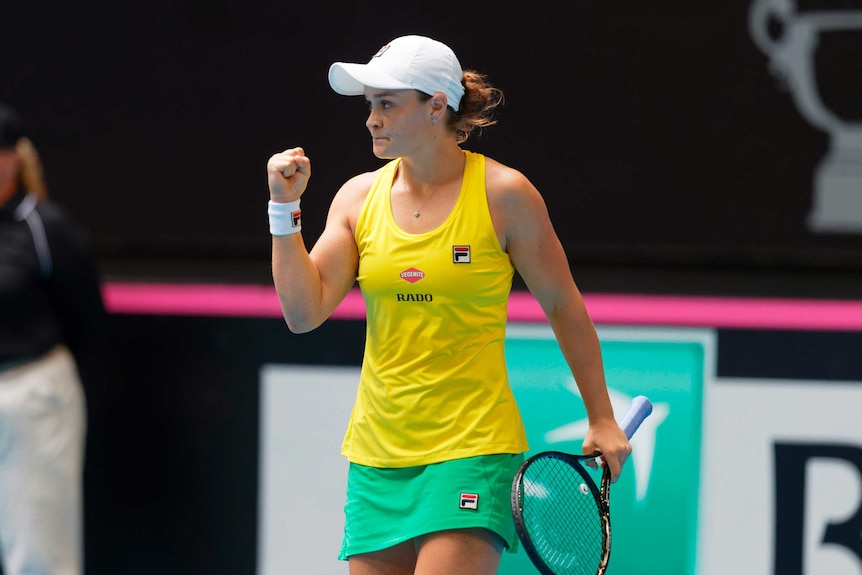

{"left": 267, "top": 147, "right": 311, "bottom": 203}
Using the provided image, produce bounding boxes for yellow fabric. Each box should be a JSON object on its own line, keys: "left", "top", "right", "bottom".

{"left": 345, "top": 150, "right": 528, "bottom": 467}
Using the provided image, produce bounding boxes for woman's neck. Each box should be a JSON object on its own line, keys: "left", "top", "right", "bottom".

{"left": 398, "top": 146, "right": 465, "bottom": 190}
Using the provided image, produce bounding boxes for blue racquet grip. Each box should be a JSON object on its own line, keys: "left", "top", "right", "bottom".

{"left": 619, "top": 395, "right": 653, "bottom": 439}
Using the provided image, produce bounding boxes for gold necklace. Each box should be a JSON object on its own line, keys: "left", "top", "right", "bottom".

{"left": 402, "top": 177, "right": 445, "bottom": 218}
{"left": 412, "top": 183, "right": 442, "bottom": 217}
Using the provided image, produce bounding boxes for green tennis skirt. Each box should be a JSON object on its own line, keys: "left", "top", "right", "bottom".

{"left": 339, "top": 453, "right": 524, "bottom": 560}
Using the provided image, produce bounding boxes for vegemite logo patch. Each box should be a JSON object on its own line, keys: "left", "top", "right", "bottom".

{"left": 453, "top": 245, "right": 471, "bottom": 264}
{"left": 400, "top": 268, "right": 425, "bottom": 283}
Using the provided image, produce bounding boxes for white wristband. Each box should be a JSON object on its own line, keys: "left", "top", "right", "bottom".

{"left": 268, "top": 199, "right": 302, "bottom": 236}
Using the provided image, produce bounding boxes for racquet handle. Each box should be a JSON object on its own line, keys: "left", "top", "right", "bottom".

{"left": 619, "top": 395, "right": 653, "bottom": 439}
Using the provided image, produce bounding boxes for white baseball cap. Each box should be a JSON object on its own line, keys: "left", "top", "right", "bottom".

{"left": 328, "top": 35, "right": 465, "bottom": 112}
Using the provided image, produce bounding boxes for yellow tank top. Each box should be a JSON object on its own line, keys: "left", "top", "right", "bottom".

{"left": 344, "top": 150, "right": 529, "bottom": 467}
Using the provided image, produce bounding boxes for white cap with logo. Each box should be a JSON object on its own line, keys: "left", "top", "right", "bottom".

{"left": 328, "top": 35, "right": 465, "bottom": 112}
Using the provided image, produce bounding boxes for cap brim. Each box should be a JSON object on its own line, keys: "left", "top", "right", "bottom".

{"left": 328, "top": 62, "right": 413, "bottom": 96}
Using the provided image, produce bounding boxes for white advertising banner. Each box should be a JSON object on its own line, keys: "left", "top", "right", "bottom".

{"left": 698, "top": 378, "right": 862, "bottom": 575}
{"left": 256, "top": 332, "right": 862, "bottom": 575}
{"left": 258, "top": 365, "right": 356, "bottom": 575}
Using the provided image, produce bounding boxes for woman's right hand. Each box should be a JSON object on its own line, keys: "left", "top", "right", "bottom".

{"left": 267, "top": 147, "right": 311, "bottom": 203}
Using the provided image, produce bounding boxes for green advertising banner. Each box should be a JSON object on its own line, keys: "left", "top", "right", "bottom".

{"left": 500, "top": 326, "right": 712, "bottom": 575}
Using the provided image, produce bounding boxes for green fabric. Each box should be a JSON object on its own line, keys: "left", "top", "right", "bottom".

{"left": 339, "top": 453, "right": 524, "bottom": 560}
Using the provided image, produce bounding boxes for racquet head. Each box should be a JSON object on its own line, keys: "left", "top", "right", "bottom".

{"left": 511, "top": 395, "right": 653, "bottom": 575}
{"left": 512, "top": 451, "right": 611, "bottom": 575}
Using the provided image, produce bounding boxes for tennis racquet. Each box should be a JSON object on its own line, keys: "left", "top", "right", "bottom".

{"left": 511, "top": 395, "right": 653, "bottom": 575}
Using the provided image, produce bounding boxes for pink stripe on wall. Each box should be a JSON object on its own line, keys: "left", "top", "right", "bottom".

{"left": 102, "top": 282, "right": 366, "bottom": 319}
{"left": 102, "top": 282, "right": 862, "bottom": 331}
{"left": 577, "top": 293, "right": 862, "bottom": 331}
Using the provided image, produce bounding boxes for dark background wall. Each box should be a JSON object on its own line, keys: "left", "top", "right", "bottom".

{"left": 4, "top": 0, "right": 862, "bottom": 297}
{"left": 80, "top": 314, "right": 366, "bottom": 575}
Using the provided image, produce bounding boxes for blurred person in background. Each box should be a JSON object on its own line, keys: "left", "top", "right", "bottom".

{"left": 0, "top": 103, "right": 108, "bottom": 575}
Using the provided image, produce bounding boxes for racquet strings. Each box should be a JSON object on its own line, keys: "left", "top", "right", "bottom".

{"left": 519, "top": 455, "right": 605, "bottom": 575}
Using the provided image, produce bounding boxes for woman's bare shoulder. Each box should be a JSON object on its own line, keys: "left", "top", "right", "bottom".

{"left": 482, "top": 155, "right": 540, "bottom": 206}
{"left": 327, "top": 164, "right": 390, "bottom": 227}
{"left": 331, "top": 165, "right": 386, "bottom": 206}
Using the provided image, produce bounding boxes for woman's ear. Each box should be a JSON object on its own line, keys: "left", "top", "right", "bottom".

{"left": 430, "top": 93, "right": 448, "bottom": 114}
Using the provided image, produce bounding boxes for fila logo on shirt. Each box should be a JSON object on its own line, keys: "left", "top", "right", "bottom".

{"left": 453, "top": 245, "right": 471, "bottom": 264}
{"left": 459, "top": 493, "right": 479, "bottom": 510}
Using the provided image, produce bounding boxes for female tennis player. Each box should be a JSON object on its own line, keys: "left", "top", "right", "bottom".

{"left": 266, "top": 35, "right": 633, "bottom": 575}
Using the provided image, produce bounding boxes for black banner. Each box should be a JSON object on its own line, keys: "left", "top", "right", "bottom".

{"left": 4, "top": 0, "right": 862, "bottom": 278}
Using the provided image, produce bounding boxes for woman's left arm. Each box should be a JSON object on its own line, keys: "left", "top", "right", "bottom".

{"left": 488, "top": 161, "right": 632, "bottom": 481}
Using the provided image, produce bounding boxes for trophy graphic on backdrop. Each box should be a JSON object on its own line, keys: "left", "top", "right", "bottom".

{"left": 749, "top": 0, "right": 862, "bottom": 234}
